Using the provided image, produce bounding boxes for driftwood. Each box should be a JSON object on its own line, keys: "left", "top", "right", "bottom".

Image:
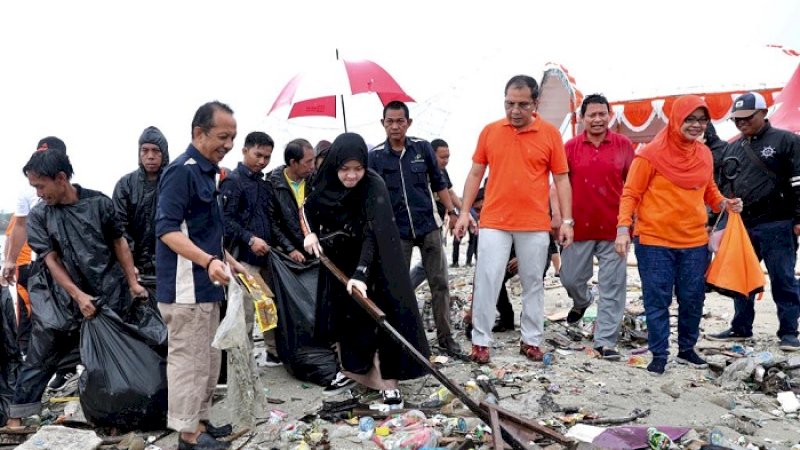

{"left": 579, "top": 408, "right": 650, "bottom": 425}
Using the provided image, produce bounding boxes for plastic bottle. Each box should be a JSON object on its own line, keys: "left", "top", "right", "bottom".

{"left": 543, "top": 352, "right": 555, "bottom": 366}
{"left": 359, "top": 416, "right": 375, "bottom": 432}
{"left": 709, "top": 428, "right": 724, "bottom": 446}
{"left": 647, "top": 427, "right": 672, "bottom": 450}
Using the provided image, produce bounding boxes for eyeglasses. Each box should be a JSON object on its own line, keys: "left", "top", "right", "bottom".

{"left": 504, "top": 101, "right": 535, "bottom": 111}
{"left": 683, "top": 116, "right": 710, "bottom": 125}
{"left": 383, "top": 118, "right": 408, "bottom": 127}
{"left": 731, "top": 112, "right": 758, "bottom": 123}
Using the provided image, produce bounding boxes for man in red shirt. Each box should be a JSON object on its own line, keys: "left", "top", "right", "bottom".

{"left": 557, "top": 94, "right": 634, "bottom": 360}
{"left": 455, "top": 75, "right": 573, "bottom": 364}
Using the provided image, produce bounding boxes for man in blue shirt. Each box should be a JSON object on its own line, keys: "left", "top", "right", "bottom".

{"left": 369, "top": 101, "right": 460, "bottom": 356}
{"left": 156, "top": 101, "right": 246, "bottom": 450}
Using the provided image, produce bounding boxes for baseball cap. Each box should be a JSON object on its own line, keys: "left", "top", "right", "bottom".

{"left": 730, "top": 92, "right": 767, "bottom": 118}
{"left": 36, "top": 136, "right": 67, "bottom": 153}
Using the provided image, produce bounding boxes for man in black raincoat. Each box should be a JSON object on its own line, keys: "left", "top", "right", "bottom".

{"left": 113, "top": 126, "right": 169, "bottom": 299}
{"left": 2, "top": 149, "right": 147, "bottom": 429}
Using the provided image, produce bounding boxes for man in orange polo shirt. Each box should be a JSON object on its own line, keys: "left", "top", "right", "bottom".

{"left": 454, "top": 75, "right": 574, "bottom": 364}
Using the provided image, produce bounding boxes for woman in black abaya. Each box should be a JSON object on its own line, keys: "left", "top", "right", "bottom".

{"left": 301, "top": 133, "right": 429, "bottom": 406}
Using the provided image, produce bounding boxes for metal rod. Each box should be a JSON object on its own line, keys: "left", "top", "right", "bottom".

{"left": 336, "top": 48, "right": 348, "bottom": 132}
{"left": 319, "top": 255, "right": 539, "bottom": 450}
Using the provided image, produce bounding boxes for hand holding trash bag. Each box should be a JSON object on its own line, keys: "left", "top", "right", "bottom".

{"left": 304, "top": 233, "right": 322, "bottom": 257}
{"left": 719, "top": 197, "right": 744, "bottom": 213}
{"left": 77, "top": 293, "right": 97, "bottom": 319}
{"left": 129, "top": 280, "right": 148, "bottom": 300}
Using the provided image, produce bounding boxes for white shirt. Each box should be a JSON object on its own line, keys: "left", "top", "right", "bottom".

{"left": 15, "top": 186, "right": 39, "bottom": 217}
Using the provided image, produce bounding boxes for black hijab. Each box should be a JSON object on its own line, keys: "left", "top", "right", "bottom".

{"left": 307, "top": 132, "right": 370, "bottom": 211}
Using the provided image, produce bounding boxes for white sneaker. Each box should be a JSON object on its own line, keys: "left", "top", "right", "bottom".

{"left": 381, "top": 389, "right": 404, "bottom": 409}
{"left": 323, "top": 371, "right": 355, "bottom": 396}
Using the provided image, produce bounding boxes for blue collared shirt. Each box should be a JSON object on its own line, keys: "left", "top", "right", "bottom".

{"left": 155, "top": 144, "right": 225, "bottom": 303}
{"left": 368, "top": 137, "right": 448, "bottom": 239}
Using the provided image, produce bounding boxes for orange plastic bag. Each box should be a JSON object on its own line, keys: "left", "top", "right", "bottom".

{"left": 705, "top": 212, "right": 765, "bottom": 298}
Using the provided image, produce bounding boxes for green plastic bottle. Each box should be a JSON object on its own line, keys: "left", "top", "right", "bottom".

{"left": 647, "top": 427, "right": 672, "bottom": 449}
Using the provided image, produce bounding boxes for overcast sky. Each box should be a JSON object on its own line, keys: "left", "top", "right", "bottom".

{"left": 2, "top": 0, "right": 799, "bottom": 211}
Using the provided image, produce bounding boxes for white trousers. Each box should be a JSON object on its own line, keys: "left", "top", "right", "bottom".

{"left": 471, "top": 229, "right": 549, "bottom": 347}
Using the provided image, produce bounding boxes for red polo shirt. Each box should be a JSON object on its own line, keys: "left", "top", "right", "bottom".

{"left": 565, "top": 130, "right": 634, "bottom": 241}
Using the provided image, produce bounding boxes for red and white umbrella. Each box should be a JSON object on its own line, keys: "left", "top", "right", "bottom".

{"left": 268, "top": 59, "right": 414, "bottom": 131}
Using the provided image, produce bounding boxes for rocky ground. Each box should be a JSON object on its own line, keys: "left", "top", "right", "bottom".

{"left": 3, "top": 245, "right": 800, "bottom": 450}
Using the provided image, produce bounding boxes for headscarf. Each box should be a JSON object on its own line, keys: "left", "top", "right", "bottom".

{"left": 637, "top": 95, "right": 713, "bottom": 190}
{"left": 307, "top": 133, "right": 368, "bottom": 210}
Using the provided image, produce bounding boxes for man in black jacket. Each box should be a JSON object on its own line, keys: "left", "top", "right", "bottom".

{"left": 113, "top": 126, "right": 169, "bottom": 299}
{"left": 268, "top": 138, "right": 316, "bottom": 263}
{"left": 707, "top": 92, "right": 800, "bottom": 351}
{"left": 219, "top": 131, "right": 278, "bottom": 363}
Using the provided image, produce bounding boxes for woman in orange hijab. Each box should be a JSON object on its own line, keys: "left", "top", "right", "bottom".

{"left": 615, "top": 95, "right": 743, "bottom": 375}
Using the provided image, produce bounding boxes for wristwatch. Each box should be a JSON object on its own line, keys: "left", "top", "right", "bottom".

{"left": 562, "top": 218, "right": 575, "bottom": 226}
{"left": 447, "top": 209, "right": 458, "bottom": 217}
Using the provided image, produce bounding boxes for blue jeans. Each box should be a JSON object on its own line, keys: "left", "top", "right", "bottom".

{"left": 730, "top": 220, "right": 800, "bottom": 338}
{"left": 635, "top": 241, "right": 709, "bottom": 358}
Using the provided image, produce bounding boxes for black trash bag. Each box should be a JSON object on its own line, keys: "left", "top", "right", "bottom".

{"left": 79, "top": 303, "right": 167, "bottom": 430}
{"left": 123, "top": 300, "right": 167, "bottom": 351}
{"left": 1, "top": 285, "right": 21, "bottom": 425}
{"left": 27, "top": 259, "right": 82, "bottom": 332}
{"left": 267, "top": 251, "right": 337, "bottom": 386}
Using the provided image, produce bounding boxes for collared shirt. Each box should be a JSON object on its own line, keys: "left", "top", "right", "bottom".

{"left": 155, "top": 144, "right": 225, "bottom": 304}
{"left": 368, "top": 137, "right": 448, "bottom": 240}
{"left": 564, "top": 130, "right": 634, "bottom": 241}
{"left": 220, "top": 162, "right": 272, "bottom": 266}
{"left": 473, "top": 115, "right": 569, "bottom": 232}
{"left": 283, "top": 169, "right": 305, "bottom": 207}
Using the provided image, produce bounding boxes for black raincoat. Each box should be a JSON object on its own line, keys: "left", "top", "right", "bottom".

{"left": 28, "top": 185, "right": 132, "bottom": 319}
{"left": 304, "top": 133, "right": 429, "bottom": 381}
{"left": 112, "top": 126, "right": 169, "bottom": 277}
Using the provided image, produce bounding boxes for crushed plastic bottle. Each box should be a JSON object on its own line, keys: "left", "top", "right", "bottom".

{"left": 647, "top": 427, "right": 672, "bottom": 449}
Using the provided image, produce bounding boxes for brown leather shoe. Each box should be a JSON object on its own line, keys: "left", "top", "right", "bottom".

{"left": 469, "top": 345, "right": 490, "bottom": 364}
{"left": 520, "top": 342, "right": 544, "bottom": 361}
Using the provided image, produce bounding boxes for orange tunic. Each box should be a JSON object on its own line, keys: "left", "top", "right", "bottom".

{"left": 618, "top": 157, "right": 725, "bottom": 248}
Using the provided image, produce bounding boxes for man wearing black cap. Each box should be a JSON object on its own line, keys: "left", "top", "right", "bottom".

{"left": 113, "top": 126, "right": 170, "bottom": 300}
{"left": 707, "top": 92, "right": 800, "bottom": 351}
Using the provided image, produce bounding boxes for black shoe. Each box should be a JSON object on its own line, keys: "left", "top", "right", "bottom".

{"left": 779, "top": 335, "right": 800, "bottom": 351}
{"left": 676, "top": 350, "right": 708, "bottom": 368}
{"left": 438, "top": 338, "right": 465, "bottom": 359}
{"left": 47, "top": 370, "right": 78, "bottom": 391}
{"left": 450, "top": 263, "right": 459, "bottom": 268}
{"left": 492, "top": 321, "right": 515, "bottom": 332}
{"left": 465, "top": 323, "right": 472, "bottom": 340}
{"left": 178, "top": 433, "right": 230, "bottom": 450}
{"left": 647, "top": 357, "right": 667, "bottom": 376}
{"left": 201, "top": 421, "right": 232, "bottom": 439}
{"left": 595, "top": 347, "right": 622, "bottom": 361}
{"left": 706, "top": 329, "right": 752, "bottom": 341}
{"left": 566, "top": 307, "right": 587, "bottom": 325}
{"left": 323, "top": 371, "right": 356, "bottom": 396}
